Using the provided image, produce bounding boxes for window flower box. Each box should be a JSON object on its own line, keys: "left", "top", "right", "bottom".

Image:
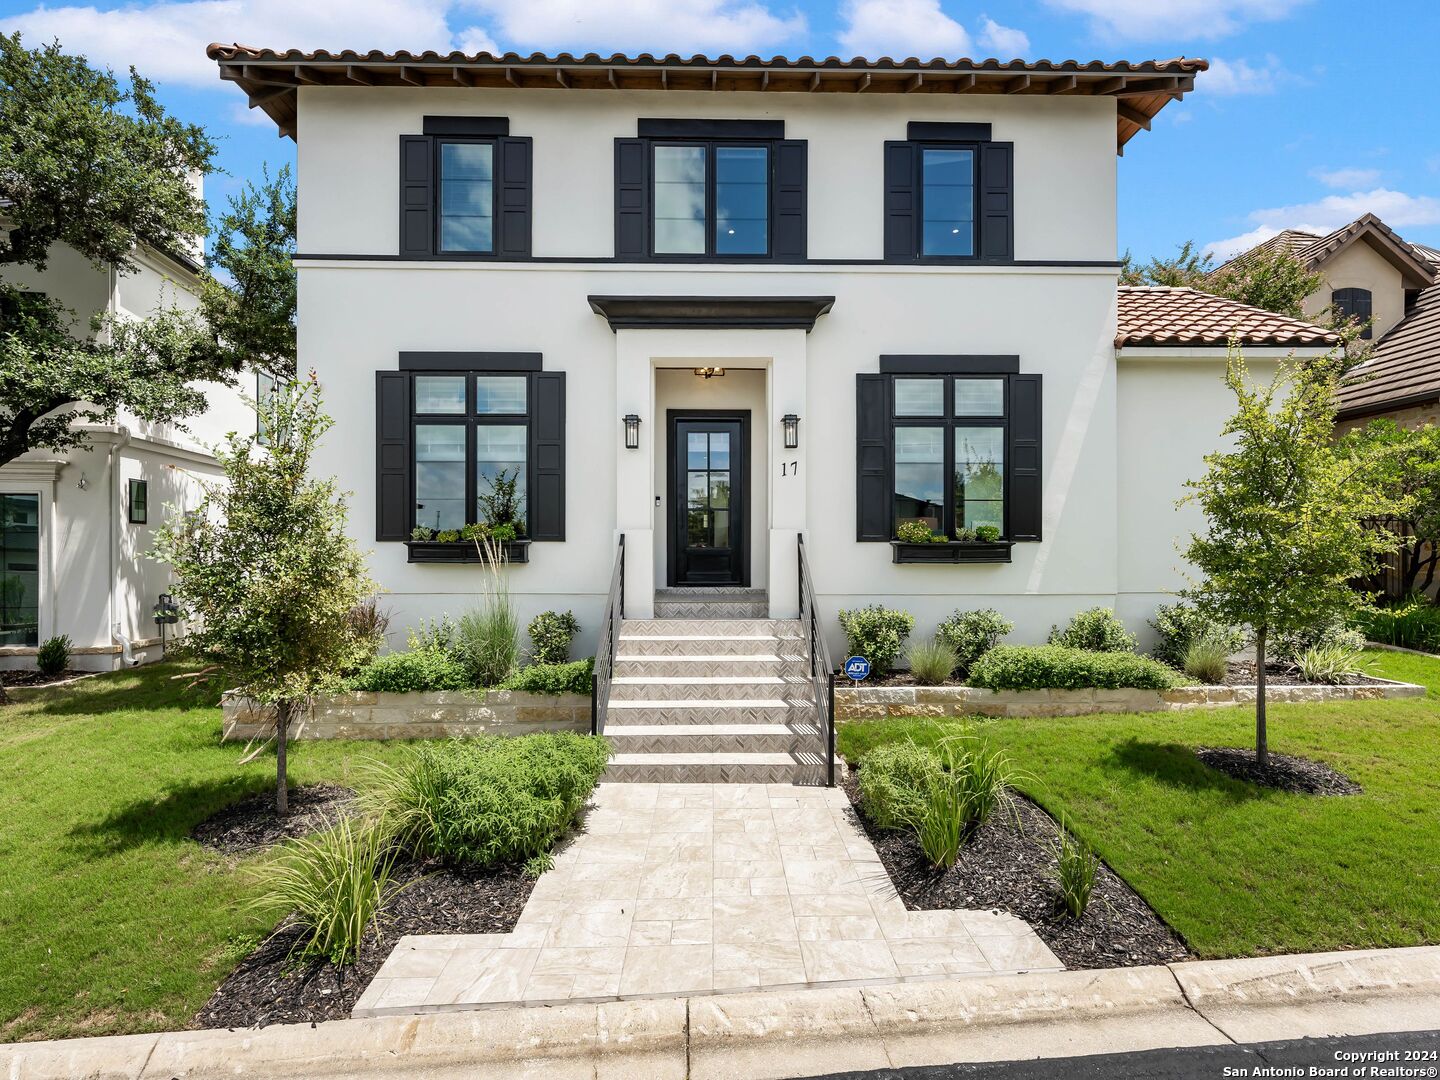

{"left": 405, "top": 539, "right": 531, "bottom": 564}
{"left": 890, "top": 540, "right": 1013, "bottom": 564}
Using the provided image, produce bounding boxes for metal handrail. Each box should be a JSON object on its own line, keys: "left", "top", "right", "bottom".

{"left": 591, "top": 535, "right": 625, "bottom": 735}
{"left": 797, "top": 535, "right": 836, "bottom": 787}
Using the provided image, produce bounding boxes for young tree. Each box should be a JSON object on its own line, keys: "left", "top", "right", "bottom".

{"left": 1120, "top": 240, "right": 1215, "bottom": 288}
{"left": 1338, "top": 419, "right": 1440, "bottom": 595}
{"left": 1207, "top": 245, "right": 1327, "bottom": 321}
{"left": 0, "top": 34, "right": 231, "bottom": 470}
{"left": 154, "top": 377, "right": 376, "bottom": 813}
{"left": 1181, "top": 349, "right": 1408, "bottom": 767}
{"left": 201, "top": 166, "right": 297, "bottom": 377}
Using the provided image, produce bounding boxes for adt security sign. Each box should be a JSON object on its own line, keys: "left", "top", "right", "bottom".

{"left": 843, "top": 656, "right": 872, "bottom": 682}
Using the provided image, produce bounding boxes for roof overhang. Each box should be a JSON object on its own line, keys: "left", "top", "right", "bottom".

{"left": 587, "top": 294, "right": 835, "bottom": 332}
{"left": 1310, "top": 219, "right": 1438, "bottom": 289}
{"left": 207, "top": 46, "right": 1204, "bottom": 151}
{"left": 1116, "top": 344, "right": 1335, "bottom": 360}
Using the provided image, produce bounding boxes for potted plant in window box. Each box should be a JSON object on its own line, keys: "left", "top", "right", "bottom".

{"left": 890, "top": 520, "right": 1013, "bottom": 564}
{"left": 405, "top": 471, "right": 531, "bottom": 564}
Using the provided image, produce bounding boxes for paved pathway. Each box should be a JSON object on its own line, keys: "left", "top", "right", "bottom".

{"left": 354, "top": 783, "right": 1060, "bottom": 1016}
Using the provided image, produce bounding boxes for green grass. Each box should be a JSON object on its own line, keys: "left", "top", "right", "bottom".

{"left": 838, "top": 648, "right": 1440, "bottom": 960}
{"left": 0, "top": 663, "right": 413, "bottom": 1042}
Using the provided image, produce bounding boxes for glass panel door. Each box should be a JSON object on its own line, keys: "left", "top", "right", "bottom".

{"left": 0, "top": 493, "right": 40, "bottom": 647}
{"left": 671, "top": 417, "right": 747, "bottom": 586}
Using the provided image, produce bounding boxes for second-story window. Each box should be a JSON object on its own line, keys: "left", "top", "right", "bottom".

{"left": 920, "top": 148, "right": 975, "bottom": 257}
{"left": 652, "top": 143, "right": 771, "bottom": 257}
{"left": 399, "top": 118, "right": 532, "bottom": 259}
{"left": 1332, "top": 287, "right": 1373, "bottom": 339}
{"left": 884, "top": 123, "right": 1013, "bottom": 263}
{"left": 438, "top": 141, "right": 495, "bottom": 254}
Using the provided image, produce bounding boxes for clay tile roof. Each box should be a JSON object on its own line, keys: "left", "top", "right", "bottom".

{"left": 1336, "top": 282, "right": 1440, "bottom": 418}
{"left": 205, "top": 45, "right": 1206, "bottom": 146}
{"left": 1211, "top": 214, "right": 1436, "bottom": 289}
{"left": 1116, "top": 286, "right": 1340, "bottom": 348}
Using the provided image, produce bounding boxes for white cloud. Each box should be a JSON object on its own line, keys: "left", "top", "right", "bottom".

{"left": 1044, "top": 0, "right": 1307, "bottom": 41}
{"left": 0, "top": 0, "right": 459, "bottom": 87}
{"left": 837, "top": 0, "right": 969, "bottom": 60}
{"left": 228, "top": 101, "right": 279, "bottom": 126}
{"left": 466, "top": 0, "right": 805, "bottom": 56}
{"left": 1310, "top": 167, "right": 1381, "bottom": 189}
{"left": 455, "top": 24, "right": 499, "bottom": 54}
{"left": 1201, "top": 55, "right": 1285, "bottom": 96}
{"left": 977, "top": 16, "right": 1028, "bottom": 57}
{"left": 1204, "top": 188, "right": 1440, "bottom": 260}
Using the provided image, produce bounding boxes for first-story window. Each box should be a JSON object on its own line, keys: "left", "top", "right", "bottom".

{"left": 412, "top": 373, "right": 529, "bottom": 534}
{"left": 127, "top": 479, "right": 148, "bottom": 525}
{"left": 891, "top": 375, "right": 1006, "bottom": 539}
{"left": 0, "top": 492, "right": 40, "bottom": 646}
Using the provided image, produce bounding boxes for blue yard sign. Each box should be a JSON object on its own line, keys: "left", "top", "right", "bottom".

{"left": 843, "top": 655, "right": 872, "bottom": 682}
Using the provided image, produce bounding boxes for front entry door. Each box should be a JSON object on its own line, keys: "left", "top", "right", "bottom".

{"left": 669, "top": 413, "right": 748, "bottom": 586}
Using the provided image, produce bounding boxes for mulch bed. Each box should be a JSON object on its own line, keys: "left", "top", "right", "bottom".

{"left": 1217, "top": 660, "right": 1387, "bottom": 687}
{"left": 191, "top": 784, "right": 358, "bottom": 856}
{"left": 1196, "top": 746, "right": 1362, "bottom": 796}
{"left": 194, "top": 859, "right": 535, "bottom": 1029}
{"left": 842, "top": 775, "right": 1190, "bottom": 969}
{"left": 0, "top": 669, "right": 93, "bottom": 688}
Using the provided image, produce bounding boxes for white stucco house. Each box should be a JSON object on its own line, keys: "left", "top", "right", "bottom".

{"left": 0, "top": 204, "right": 255, "bottom": 671}
{"left": 207, "top": 47, "right": 1342, "bottom": 661}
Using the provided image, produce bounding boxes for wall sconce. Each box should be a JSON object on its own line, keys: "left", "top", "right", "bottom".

{"left": 782, "top": 414, "right": 800, "bottom": 450}
{"left": 76, "top": 472, "right": 89, "bottom": 491}
{"left": 623, "top": 413, "right": 642, "bottom": 450}
{"left": 693, "top": 367, "right": 726, "bottom": 379}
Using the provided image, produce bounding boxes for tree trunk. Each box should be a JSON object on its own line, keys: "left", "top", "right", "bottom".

{"left": 275, "top": 700, "right": 290, "bottom": 815}
{"left": 1255, "top": 626, "right": 1269, "bottom": 770}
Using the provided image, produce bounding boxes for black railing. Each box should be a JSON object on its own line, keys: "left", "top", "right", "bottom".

{"left": 591, "top": 534, "right": 625, "bottom": 735}
{"left": 797, "top": 535, "right": 836, "bottom": 787}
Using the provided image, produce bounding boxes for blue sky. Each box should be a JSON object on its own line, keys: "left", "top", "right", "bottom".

{"left": 3, "top": 0, "right": 1437, "bottom": 262}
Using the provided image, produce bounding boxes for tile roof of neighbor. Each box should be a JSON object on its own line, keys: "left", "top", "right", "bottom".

{"left": 1337, "top": 279, "right": 1440, "bottom": 418}
{"left": 1212, "top": 214, "right": 1436, "bottom": 288}
{"left": 206, "top": 45, "right": 1205, "bottom": 147}
{"left": 1115, "top": 286, "right": 1340, "bottom": 348}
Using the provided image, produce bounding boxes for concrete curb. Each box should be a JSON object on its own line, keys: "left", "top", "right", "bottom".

{"left": 4, "top": 946, "right": 1439, "bottom": 1079}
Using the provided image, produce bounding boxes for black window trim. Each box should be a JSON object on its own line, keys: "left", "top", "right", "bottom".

{"left": 409, "top": 369, "right": 535, "bottom": 538}
{"left": 915, "top": 140, "right": 981, "bottom": 263}
{"left": 434, "top": 134, "right": 500, "bottom": 257}
{"left": 127, "top": 477, "right": 148, "bottom": 525}
{"left": 648, "top": 136, "right": 776, "bottom": 262}
{"left": 889, "top": 374, "right": 1009, "bottom": 540}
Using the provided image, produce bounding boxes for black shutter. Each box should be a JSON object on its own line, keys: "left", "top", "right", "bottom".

{"left": 530, "top": 371, "right": 566, "bottom": 541}
{"left": 883, "top": 141, "right": 918, "bottom": 261}
{"left": 399, "top": 135, "right": 434, "bottom": 257}
{"left": 1334, "top": 288, "right": 1373, "bottom": 338}
{"left": 496, "top": 136, "right": 533, "bottom": 259}
{"left": 1008, "top": 373, "right": 1042, "bottom": 541}
{"left": 856, "top": 374, "right": 892, "bottom": 541}
{"left": 773, "top": 140, "right": 807, "bottom": 261}
{"left": 978, "top": 142, "right": 1014, "bottom": 261}
{"left": 376, "top": 372, "right": 412, "bottom": 541}
{"left": 615, "top": 138, "right": 650, "bottom": 259}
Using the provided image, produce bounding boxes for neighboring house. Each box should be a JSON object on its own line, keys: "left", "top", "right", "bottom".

{"left": 209, "top": 46, "right": 1343, "bottom": 661}
{"left": 0, "top": 202, "right": 255, "bottom": 671}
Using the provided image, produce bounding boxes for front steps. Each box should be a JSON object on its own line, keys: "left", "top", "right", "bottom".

{"left": 601, "top": 617, "right": 828, "bottom": 784}
{"left": 653, "top": 587, "right": 770, "bottom": 620}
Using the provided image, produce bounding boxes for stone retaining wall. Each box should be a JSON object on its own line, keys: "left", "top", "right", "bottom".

{"left": 834, "top": 678, "right": 1424, "bottom": 720}
{"left": 221, "top": 690, "right": 591, "bottom": 741}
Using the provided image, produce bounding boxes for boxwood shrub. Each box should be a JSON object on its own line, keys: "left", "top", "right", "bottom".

{"left": 967, "top": 645, "right": 1181, "bottom": 691}
{"left": 351, "top": 647, "right": 470, "bottom": 693}
{"left": 502, "top": 658, "right": 594, "bottom": 695}
{"left": 837, "top": 604, "right": 915, "bottom": 676}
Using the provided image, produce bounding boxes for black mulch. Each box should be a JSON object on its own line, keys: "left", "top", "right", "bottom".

{"left": 1196, "top": 746, "right": 1362, "bottom": 796}
{"left": 0, "top": 669, "right": 92, "bottom": 688}
{"left": 194, "top": 859, "right": 536, "bottom": 1029}
{"left": 842, "top": 775, "right": 1190, "bottom": 970}
{"left": 1218, "top": 661, "right": 1386, "bottom": 687}
{"left": 191, "top": 784, "right": 358, "bottom": 855}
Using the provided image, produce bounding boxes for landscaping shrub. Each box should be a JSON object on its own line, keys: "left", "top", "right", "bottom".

{"left": 351, "top": 647, "right": 469, "bottom": 693}
{"left": 528, "top": 610, "right": 579, "bottom": 665}
{"left": 937, "top": 736, "right": 1015, "bottom": 832}
{"left": 1294, "top": 643, "right": 1372, "bottom": 685}
{"left": 857, "top": 742, "right": 942, "bottom": 830}
{"left": 837, "top": 605, "right": 915, "bottom": 676}
{"left": 914, "top": 778, "right": 967, "bottom": 869}
{"left": 1182, "top": 636, "right": 1230, "bottom": 684}
{"left": 968, "top": 645, "right": 1181, "bottom": 691}
{"left": 344, "top": 599, "right": 390, "bottom": 665}
{"left": 246, "top": 815, "right": 404, "bottom": 965}
{"left": 1052, "top": 822, "right": 1099, "bottom": 918}
{"left": 502, "top": 659, "right": 594, "bottom": 696}
{"left": 1149, "top": 601, "right": 1245, "bottom": 667}
{"left": 407, "top": 616, "right": 456, "bottom": 654}
{"left": 904, "top": 637, "right": 958, "bottom": 685}
{"left": 363, "top": 733, "right": 611, "bottom": 867}
{"left": 453, "top": 541, "right": 519, "bottom": 686}
{"left": 1353, "top": 595, "right": 1440, "bottom": 653}
{"left": 1048, "top": 607, "right": 1138, "bottom": 653}
{"left": 35, "top": 635, "right": 71, "bottom": 676}
{"left": 1273, "top": 614, "right": 1366, "bottom": 664}
{"left": 935, "top": 608, "right": 1012, "bottom": 676}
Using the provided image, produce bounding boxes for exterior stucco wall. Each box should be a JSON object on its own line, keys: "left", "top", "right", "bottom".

{"left": 1303, "top": 242, "right": 1407, "bottom": 341}
{"left": 1336, "top": 399, "right": 1440, "bottom": 434}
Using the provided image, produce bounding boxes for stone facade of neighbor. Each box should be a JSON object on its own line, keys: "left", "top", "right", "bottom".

{"left": 833, "top": 678, "right": 1425, "bottom": 720}
{"left": 221, "top": 690, "right": 591, "bottom": 741}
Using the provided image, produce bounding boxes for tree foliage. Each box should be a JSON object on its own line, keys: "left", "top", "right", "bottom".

{"left": 201, "top": 166, "right": 297, "bottom": 377}
{"left": 1181, "top": 349, "right": 1409, "bottom": 765}
{"left": 1120, "top": 240, "right": 1214, "bottom": 288}
{"left": 154, "top": 377, "right": 376, "bottom": 811}
{"left": 0, "top": 33, "right": 231, "bottom": 470}
{"left": 1338, "top": 419, "right": 1440, "bottom": 595}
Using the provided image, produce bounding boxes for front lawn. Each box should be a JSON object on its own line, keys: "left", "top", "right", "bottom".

{"left": 837, "top": 649, "right": 1440, "bottom": 960}
{"left": 0, "top": 664, "right": 414, "bottom": 1042}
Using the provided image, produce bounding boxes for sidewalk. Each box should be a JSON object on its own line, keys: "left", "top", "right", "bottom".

{"left": 4, "top": 946, "right": 1438, "bottom": 1079}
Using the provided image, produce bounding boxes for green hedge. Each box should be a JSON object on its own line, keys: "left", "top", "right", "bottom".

{"left": 350, "top": 647, "right": 469, "bottom": 693}
{"left": 967, "top": 645, "right": 1181, "bottom": 691}
{"left": 502, "top": 658, "right": 594, "bottom": 696}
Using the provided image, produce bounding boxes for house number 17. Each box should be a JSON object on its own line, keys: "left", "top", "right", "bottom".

{"left": 781, "top": 460, "right": 799, "bottom": 476}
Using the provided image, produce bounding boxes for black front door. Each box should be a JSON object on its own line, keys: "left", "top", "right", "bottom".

{"left": 669, "top": 413, "right": 748, "bottom": 586}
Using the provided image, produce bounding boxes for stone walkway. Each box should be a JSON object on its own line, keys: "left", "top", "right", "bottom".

{"left": 353, "top": 783, "right": 1061, "bottom": 1016}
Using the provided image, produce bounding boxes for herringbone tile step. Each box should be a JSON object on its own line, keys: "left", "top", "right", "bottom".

{"left": 604, "top": 723, "right": 822, "bottom": 754}
{"left": 621, "top": 618, "right": 804, "bottom": 638}
{"left": 609, "top": 675, "right": 812, "bottom": 701}
{"left": 615, "top": 634, "right": 797, "bottom": 657}
{"left": 655, "top": 600, "right": 769, "bottom": 619}
{"left": 602, "top": 699, "right": 811, "bottom": 725}
{"left": 603, "top": 752, "right": 829, "bottom": 785}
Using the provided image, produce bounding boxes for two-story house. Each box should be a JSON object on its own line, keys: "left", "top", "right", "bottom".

{"left": 208, "top": 48, "right": 1346, "bottom": 672}
{"left": 0, "top": 196, "right": 255, "bottom": 673}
